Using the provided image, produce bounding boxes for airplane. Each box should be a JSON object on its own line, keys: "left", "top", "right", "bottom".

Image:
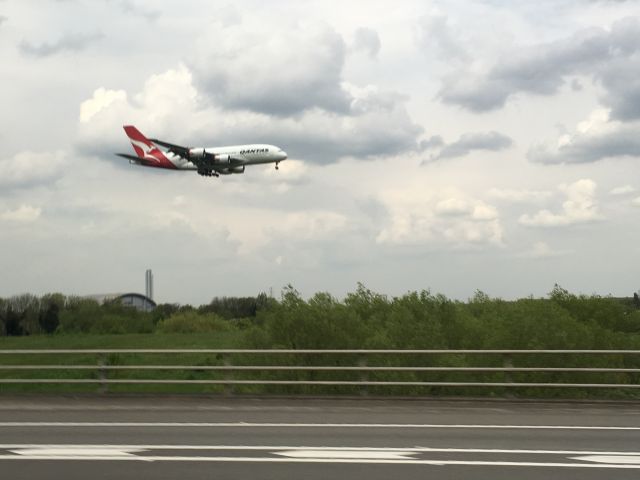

{"left": 116, "top": 125, "right": 287, "bottom": 177}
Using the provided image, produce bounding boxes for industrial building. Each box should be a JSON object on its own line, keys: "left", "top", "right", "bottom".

{"left": 84, "top": 269, "right": 156, "bottom": 312}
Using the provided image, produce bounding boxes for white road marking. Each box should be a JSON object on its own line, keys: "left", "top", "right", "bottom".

{"left": 572, "top": 455, "right": 640, "bottom": 465}
{"left": 4, "top": 445, "right": 640, "bottom": 456}
{"left": 0, "top": 445, "right": 638, "bottom": 468}
{"left": 11, "top": 447, "right": 146, "bottom": 457}
{"left": 0, "top": 454, "right": 639, "bottom": 468}
{"left": 0, "top": 422, "right": 639, "bottom": 430}
{"left": 274, "top": 449, "right": 417, "bottom": 459}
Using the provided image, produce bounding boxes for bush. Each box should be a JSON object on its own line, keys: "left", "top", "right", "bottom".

{"left": 156, "top": 312, "right": 231, "bottom": 334}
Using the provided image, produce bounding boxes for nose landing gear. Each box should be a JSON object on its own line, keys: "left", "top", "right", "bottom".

{"left": 275, "top": 162, "right": 280, "bottom": 170}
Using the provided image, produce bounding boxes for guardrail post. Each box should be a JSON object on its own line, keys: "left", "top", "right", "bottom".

{"left": 222, "top": 353, "right": 233, "bottom": 396}
{"left": 502, "top": 353, "right": 514, "bottom": 398}
{"left": 358, "top": 353, "right": 368, "bottom": 397}
{"left": 98, "top": 354, "right": 107, "bottom": 394}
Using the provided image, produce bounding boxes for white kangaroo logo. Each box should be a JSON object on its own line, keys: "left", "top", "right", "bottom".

{"left": 129, "top": 139, "right": 160, "bottom": 162}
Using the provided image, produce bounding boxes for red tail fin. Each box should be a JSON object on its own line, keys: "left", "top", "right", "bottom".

{"left": 123, "top": 125, "right": 155, "bottom": 159}
{"left": 122, "top": 125, "right": 177, "bottom": 169}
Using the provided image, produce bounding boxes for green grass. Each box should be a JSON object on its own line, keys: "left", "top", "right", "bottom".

{"left": 0, "top": 332, "right": 245, "bottom": 349}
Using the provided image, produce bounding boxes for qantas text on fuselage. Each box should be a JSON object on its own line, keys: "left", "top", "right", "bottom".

{"left": 116, "top": 125, "right": 287, "bottom": 177}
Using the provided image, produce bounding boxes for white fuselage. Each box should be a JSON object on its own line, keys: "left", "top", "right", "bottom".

{"left": 169, "top": 144, "right": 287, "bottom": 170}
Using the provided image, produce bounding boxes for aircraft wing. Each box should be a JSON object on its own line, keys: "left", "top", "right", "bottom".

{"left": 149, "top": 138, "right": 190, "bottom": 158}
{"left": 150, "top": 138, "right": 246, "bottom": 170}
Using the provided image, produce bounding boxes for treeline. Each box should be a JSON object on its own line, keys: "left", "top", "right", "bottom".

{"left": 0, "top": 293, "right": 272, "bottom": 336}
{"left": 1, "top": 286, "right": 640, "bottom": 351}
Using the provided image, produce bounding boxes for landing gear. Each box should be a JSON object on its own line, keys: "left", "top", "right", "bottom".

{"left": 198, "top": 169, "right": 219, "bottom": 178}
{"left": 275, "top": 162, "right": 280, "bottom": 170}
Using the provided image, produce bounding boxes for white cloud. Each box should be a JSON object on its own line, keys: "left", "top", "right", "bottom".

{"left": 79, "top": 87, "right": 127, "bottom": 124}
{"left": 488, "top": 188, "right": 552, "bottom": 203}
{"left": 610, "top": 185, "right": 635, "bottom": 196}
{"left": 1, "top": 205, "right": 41, "bottom": 222}
{"left": 267, "top": 211, "right": 349, "bottom": 242}
{"left": 0, "top": 151, "right": 68, "bottom": 189}
{"left": 519, "top": 179, "right": 602, "bottom": 227}
{"left": 377, "top": 189, "right": 503, "bottom": 248}
{"left": 528, "top": 109, "right": 640, "bottom": 164}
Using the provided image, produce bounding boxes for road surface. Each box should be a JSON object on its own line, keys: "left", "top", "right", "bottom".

{"left": 0, "top": 396, "right": 639, "bottom": 479}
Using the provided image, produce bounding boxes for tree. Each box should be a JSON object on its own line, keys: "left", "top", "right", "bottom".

{"left": 5, "top": 308, "right": 23, "bottom": 336}
{"left": 39, "top": 302, "right": 60, "bottom": 334}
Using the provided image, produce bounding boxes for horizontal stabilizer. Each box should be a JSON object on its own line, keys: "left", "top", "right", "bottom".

{"left": 116, "top": 153, "right": 143, "bottom": 163}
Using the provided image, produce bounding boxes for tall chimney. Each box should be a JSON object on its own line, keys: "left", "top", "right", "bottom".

{"left": 145, "top": 269, "right": 153, "bottom": 300}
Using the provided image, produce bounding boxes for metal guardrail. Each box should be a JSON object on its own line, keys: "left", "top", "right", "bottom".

{"left": 0, "top": 349, "right": 639, "bottom": 391}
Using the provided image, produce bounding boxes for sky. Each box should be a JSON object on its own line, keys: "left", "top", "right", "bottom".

{"left": 1, "top": 0, "right": 640, "bottom": 305}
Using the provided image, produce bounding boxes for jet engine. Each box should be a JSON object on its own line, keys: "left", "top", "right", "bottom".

{"left": 217, "top": 166, "right": 245, "bottom": 175}
{"left": 188, "top": 147, "right": 207, "bottom": 159}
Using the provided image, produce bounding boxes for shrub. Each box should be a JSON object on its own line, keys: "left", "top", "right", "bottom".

{"left": 156, "top": 312, "right": 231, "bottom": 334}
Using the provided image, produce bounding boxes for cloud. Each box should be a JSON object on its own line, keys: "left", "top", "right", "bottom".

{"left": 19, "top": 32, "right": 104, "bottom": 57}
{"left": 113, "top": 0, "right": 160, "bottom": 22}
{"left": 352, "top": 27, "right": 381, "bottom": 59}
{"left": 599, "top": 37, "right": 640, "bottom": 122}
{"left": 77, "top": 65, "right": 423, "bottom": 164}
{"left": 527, "top": 109, "right": 640, "bottom": 164}
{"left": 488, "top": 188, "right": 552, "bottom": 203}
{"left": 419, "top": 135, "right": 445, "bottom": 150}
{"left": 190, "top": 21, "right": 351, "bottom": 116}
{"left": 439, "top": 17, "right": 640, "bottom": 112}
{"left": 429, "top": 131, "right": 513, "bottom": 161}
{"left": 0, "top": 151, "right": 68, "bottom": 189}
{"left": 417, "top": 13, "right": 470, "bottom": 63}
{"left": 609, "top": 185, "right": 635, "bottom": 195}
{"left": 266, "top": 211, "right": 349, "bottom": 242}
{"left": 0, "top": 205, "right": 41, "bottom": 223}
{"left": 520, "top": 241, "right": 569, "bottom": 259}
{"left": 519, "top": 179, "right": 602, "bottom": 227}
{"left": 79, "top": 88, "right": 127, "bottom": 124}
{"left": 0, "top": 15, "right": 6, "bottom": 26}
{"left": 377, "top": 189, "right": 503, "bottom": 248}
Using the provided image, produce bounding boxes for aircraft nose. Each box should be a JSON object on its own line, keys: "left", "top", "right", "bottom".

{"left": 280, "top": 150, "right": 288, "bottom": 160}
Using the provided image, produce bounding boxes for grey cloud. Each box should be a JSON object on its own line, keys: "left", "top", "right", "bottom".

{"left": 600, "top": 57, "right": 640, "bottom": 120}
{"left": 115, "top": 0, "right": 161, "bottom": 22}
{"left": 19, "top": 32, "right": 103, "bottom": 57}
{"left": 430, "top": 131, "right": 513, "bottom": 160}
{"left": 419, "top": 135, "right": 445, "bottom": 150}
{"left": 417, "top": 14, "right": 470, "bottom": 63}
{"left": 352, "top": 27, "right": 381, "bottom": 59}
{"left": 0, "top": 15, "right": 7, "bottom": 26}
{"left": 439, "top": 17, "right": 640, "bottom": 112}
{"left": 191, "top": 24, "right": 352, "bottom": 116}
{"left": 528, "top": 123, "right": 640, "bottom": 164}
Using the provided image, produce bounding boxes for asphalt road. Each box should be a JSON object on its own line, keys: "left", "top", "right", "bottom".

{"left": 1, "top": 396, "right": 640, "bottom": 479}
